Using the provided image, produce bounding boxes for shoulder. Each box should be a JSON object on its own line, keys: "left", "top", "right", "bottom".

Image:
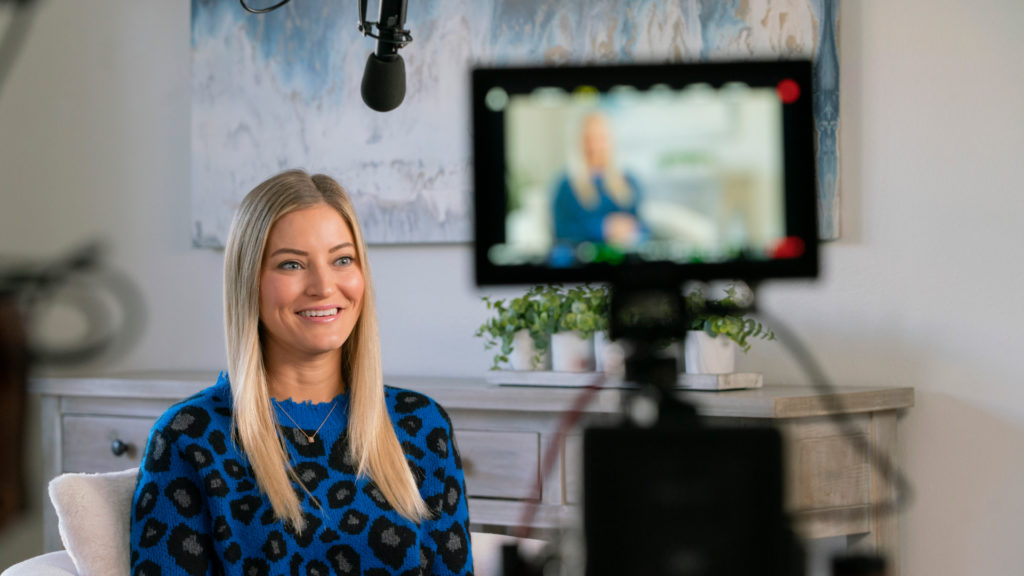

{"left": 150, "top": 373, "right": 233, "bottom": 445}
{"left": 141, "top": 373, "right": 234, "bottom": 475}
{"left": 384, "top": 386, "right": 458, "bottom": 453}
{"left": 384, "top": 386, "right": 452, "bottom": 428}
{"left": 384, "top": 387, "right": 461, "bottom": 469}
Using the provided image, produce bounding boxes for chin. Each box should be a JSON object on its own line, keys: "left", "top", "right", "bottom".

{"left": 287, "top": 335, "right": 343, "bottom": 356}
{"left": 311, "top": 340, "right": 347, "bottom": 355}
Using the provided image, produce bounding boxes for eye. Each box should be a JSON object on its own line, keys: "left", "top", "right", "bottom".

{"left": 277, "top": 260, "right": 302, "bottom": 271}
{"left": 334, "top": 256, "right": 355, "bottom": 267}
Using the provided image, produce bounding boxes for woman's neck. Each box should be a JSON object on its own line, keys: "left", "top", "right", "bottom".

{"left": 264, "top": 352, "right": 345, "bottom": 403}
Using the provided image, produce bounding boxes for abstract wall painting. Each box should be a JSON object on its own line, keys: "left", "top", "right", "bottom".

{"left": 192, "top": 0, "right": 840, "bottom": 247}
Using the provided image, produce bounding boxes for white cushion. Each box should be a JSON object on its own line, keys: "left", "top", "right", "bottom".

{"left": 47, "top": 467, "right": 137, "bottom": 576}
{"left": 0, "top": 550, "right": 79, "bottom": 576}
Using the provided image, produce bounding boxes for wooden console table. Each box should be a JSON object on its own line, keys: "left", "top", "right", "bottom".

{"left": 30, "top": 373, "right": 913, "bottom": 574}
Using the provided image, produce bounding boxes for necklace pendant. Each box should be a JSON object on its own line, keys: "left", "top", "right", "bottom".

{"left": 274, "top": 399, "right": 336, "bottom": 447}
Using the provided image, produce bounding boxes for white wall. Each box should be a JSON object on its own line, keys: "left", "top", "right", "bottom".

{"left": 1, "top": 0, "right": 1022, "bottom": 573}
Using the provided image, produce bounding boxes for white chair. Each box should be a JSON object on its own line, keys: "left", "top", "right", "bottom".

{"left": 2, "top": 468, "right": 544, "bottom": 576}
{"left": 2, "top": 552, "right": 78, "bottom": 576}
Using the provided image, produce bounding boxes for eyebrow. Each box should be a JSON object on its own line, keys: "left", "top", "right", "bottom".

{"left": 268, "top": 243, "right": 355, "bottom": 258}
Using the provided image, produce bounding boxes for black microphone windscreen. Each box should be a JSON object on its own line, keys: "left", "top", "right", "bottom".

{"left": 361, "top": 52, "right": 406, "bottom": 112}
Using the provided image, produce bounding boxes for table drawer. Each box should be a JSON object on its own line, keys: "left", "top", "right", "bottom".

{"left": 459, "top": 430, "right": 540, "bottom": 501}
{"left": 62, "top": 415, "right": 156, "bottom": 473}
{"left": 784, "top": 416, "right": 872, "bottom": 512}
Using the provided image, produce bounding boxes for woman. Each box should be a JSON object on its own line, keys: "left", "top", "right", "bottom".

{"left": 130, "top": 170, "right": 473, "bottom": 575}
{"left": 552, "top": 112, "right": 645, "bottom": 249}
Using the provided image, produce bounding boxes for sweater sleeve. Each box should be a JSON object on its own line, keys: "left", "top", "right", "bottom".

{"left": 419, "top": 404, "right": 474, "bottom": 576}
{"left": 130, "top": 404, "right": 220, "bottom": 576}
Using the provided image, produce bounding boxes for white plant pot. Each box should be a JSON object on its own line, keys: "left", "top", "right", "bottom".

{"left": 509, "top": 329, "right": 550, "bottom": 371}
{"left": 683, "top": 330, "right": 736, "bottom": 374}
{"left": 551, "top": 331, "right": 596, "bottom": 373}
{"left": 594, "top": 331, "right": 625, "bottom": 377}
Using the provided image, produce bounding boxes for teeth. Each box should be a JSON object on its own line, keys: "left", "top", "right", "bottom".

{"left": 300, "top": 308, "right": 338, "bottom": 317}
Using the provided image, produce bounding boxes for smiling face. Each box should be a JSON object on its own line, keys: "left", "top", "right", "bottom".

{"left": 258, "top": 203, "right": 364, "bottom": 367}
{"left": 581, "top": 114, "right": 613, "bottom": 171}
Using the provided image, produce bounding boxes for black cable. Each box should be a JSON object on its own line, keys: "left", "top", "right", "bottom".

{"left": 0, "top": 0, "right": 42, "bottom": 98}
{"left": 687, "top": 281, "right": 912, "bottom": 516}
{"left": 239, "top": 0, "right": 292, "bottom": 14}
{"left": 756, "top": 307, "right": 914, "bottom": 519}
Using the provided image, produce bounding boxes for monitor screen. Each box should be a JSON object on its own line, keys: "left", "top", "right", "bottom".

{"left": 472, "top": 61, "right": 818, "bottom": 286}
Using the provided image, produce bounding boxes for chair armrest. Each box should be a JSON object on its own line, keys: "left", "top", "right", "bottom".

{"left": 1, "top": 551, "right": 79, "bottom": 576}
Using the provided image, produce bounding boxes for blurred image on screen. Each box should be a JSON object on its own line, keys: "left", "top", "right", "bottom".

{"left": 496, "top": 83, "right": 786, "bottom": 269}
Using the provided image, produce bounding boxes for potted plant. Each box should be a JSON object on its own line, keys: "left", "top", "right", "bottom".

{"left": 683, "top": 283, "right": 774, "bottom": 374}
{"left": 582, "top": 284, "right": 624, "bottom": 374}
{"left": 550, "top": 284, "right": 607, "bottom": 372}
{"left": 475, "top": 286, "right": 558, "bottom": 370}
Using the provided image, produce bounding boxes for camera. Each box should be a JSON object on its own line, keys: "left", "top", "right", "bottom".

{"left": 472, "top": 60, "right": 818, "bottom": 576}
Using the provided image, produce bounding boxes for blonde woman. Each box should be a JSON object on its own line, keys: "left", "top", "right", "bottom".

{"left": 552, "top": 112, "right": 645, "bottom": 249}
{"left": 130, "top": 170, "right": 473, "bottom": 575}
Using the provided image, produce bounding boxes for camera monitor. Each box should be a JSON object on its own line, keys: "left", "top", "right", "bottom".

{"left": 472, "top": 60, "right": 818, "bottom": 286}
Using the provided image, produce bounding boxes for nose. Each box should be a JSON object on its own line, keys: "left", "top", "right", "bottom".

{"left": 305, "top": 264, "right": 335, "bottom": 297}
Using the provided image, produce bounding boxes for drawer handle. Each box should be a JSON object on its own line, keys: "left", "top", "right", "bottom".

{"left": 111, "top": 439, "right": 131, "bottom": 457}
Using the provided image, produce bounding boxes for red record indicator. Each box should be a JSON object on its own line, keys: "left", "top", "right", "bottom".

{"left": 776, "top": 78, "right": 801, "bottom": 104}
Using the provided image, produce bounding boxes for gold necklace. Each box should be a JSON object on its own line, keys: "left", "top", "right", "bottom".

{"left": 273, "top": 399, "right": 337, "bottom": 444}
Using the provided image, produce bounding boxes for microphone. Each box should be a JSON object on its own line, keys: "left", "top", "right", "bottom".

{"left": 359, "top": 0, "right": 412, "bottom": 112}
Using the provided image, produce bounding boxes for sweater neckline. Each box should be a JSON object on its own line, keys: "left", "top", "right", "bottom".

{"left": 216, "top": 372, "right": 350, "bottom": 429}
{"left": 272, "top": 393, "right": 349, "bottom": 425}
{"left": 273, "top": 392, "right": 347, "bottom": 408}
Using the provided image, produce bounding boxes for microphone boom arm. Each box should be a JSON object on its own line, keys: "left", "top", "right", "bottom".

{"left": 358, "top": 0, "right": 412, "bottom": 56}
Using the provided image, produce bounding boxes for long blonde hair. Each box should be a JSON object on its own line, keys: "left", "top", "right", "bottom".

{"left": 569, "top": 112, "right": 634, "bottom": 209}
{"left": 223, "top": 169, "right": 429, "bottom": 531}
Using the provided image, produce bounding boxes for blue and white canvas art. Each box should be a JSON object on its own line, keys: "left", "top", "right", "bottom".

{"left": 191, "top": 0, "right": 840, "bottom": 246}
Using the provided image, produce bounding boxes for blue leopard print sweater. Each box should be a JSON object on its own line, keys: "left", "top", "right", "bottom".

{"left": 129, "top": 373, "right": 473, "bottom": 575}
